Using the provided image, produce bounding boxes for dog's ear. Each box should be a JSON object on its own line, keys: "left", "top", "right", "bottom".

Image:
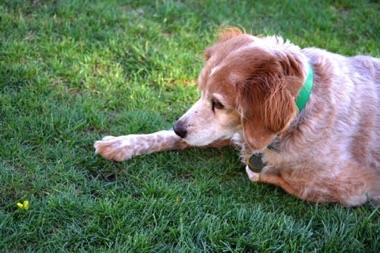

{"left": 205, "top": 27, "right": 245, "bottom": 60}
{"left": 204, "top": 49, "right": 212, "bottom": 61}
{"left": 236, "top": 51, "right": 302, "bottom": 151}
{"left": 218, "top": 27, "right": 244, "bottom": 41}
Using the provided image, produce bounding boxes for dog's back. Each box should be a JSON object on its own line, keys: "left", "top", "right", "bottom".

{"left": 267, "top": 49, "right": 380, "bottom": 205}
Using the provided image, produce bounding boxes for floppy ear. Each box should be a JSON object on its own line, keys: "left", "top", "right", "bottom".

{"left": 236, "top": 53, "right": 301, "bottom": 151}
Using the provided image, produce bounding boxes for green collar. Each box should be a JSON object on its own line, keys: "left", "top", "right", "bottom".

{"left": 266, "top": 63, "right": 314, "bottom": 154}
{"left": 295, "top": 63, "right": 314, "bottom": 111}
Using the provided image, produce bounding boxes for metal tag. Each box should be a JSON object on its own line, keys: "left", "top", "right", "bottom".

{"left": 247, "top": 154, "right": 266, "bottom": 173}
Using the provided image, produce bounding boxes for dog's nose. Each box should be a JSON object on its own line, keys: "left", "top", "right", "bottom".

{"left": 173, "top": 121, "right": 187, "bottom": 138}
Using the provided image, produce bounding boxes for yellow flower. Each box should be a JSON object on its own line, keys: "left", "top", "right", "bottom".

{"left": 17, "top": 200, "right": 29, "bottom": 210}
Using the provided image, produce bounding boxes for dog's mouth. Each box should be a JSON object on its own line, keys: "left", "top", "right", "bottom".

{"left": 172, "top": 123, "right": 207, "bottom": 146}
{"left": 173, "top": 122, "right": 236, "bottom": 147}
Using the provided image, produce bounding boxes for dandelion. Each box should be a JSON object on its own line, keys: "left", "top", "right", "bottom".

{"left": 17, "top": 200, "right": 29, "bottom": 210}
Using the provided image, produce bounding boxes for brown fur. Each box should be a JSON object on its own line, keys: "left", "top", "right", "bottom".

{"left": 95, "top": 28, "right": 380, "bottom": 206}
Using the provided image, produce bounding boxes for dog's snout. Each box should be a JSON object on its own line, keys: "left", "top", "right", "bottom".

{"left": 173, "top": 121, "right": 187, "bottom": 138}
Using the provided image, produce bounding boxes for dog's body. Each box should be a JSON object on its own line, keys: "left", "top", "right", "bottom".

{"left": 95, "top": 29, "right": 380, "bottom": 206}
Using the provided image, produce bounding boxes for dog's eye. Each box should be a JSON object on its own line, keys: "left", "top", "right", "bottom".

{"left": 212, "top": 99, "right": 224, "bottom": 111}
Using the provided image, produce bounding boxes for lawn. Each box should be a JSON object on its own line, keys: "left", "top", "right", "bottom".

{"left": 1, "top": 0, "right": 380, "bottom": 252}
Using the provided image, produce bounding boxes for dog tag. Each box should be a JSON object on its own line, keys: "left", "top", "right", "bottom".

{"left": 247, "top": 154, "right": 266, "bottom": 173}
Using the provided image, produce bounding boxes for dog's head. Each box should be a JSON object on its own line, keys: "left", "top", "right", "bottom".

{"left": 174, "top": 28, "right": 307, "bottom": 151}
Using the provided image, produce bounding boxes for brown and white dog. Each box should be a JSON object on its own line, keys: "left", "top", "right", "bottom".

{"left": 94, "top": 28, "right": 380, "bottom": 206}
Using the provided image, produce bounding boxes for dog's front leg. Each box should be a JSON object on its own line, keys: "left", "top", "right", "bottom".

{"left": 94, "top": 130, "right": 189, "bottom": 162}
{"left": 245, "top": 165, "right": 303, "bottom": 199}
{"left": 94, "top": 130, "right": 233, "bottom": 162}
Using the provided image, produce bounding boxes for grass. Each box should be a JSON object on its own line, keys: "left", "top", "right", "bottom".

{"left": 1, "top": 0, "right": 380, "bottom": 252}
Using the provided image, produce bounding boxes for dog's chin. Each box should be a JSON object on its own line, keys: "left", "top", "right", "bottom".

{"left": 181, "top": 137, "right": 214, "bottom": 147}
{"left": 182, "top": 134, "right": 231, "bottom": 147}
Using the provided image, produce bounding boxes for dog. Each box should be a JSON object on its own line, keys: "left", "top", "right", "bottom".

{"left": 94, "top": 28, "right": 380, "bottom": 206}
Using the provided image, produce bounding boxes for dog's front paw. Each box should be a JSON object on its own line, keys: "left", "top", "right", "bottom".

{"left": 94, "top": 136, "right": 135, "bottom": 162}
{"left": 245, "top": 165, "right": 260, "bottom": 182}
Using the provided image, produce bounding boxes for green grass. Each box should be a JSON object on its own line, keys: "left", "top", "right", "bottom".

{"left": 1, "top": 0, "right": 380, "bottom": 252}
